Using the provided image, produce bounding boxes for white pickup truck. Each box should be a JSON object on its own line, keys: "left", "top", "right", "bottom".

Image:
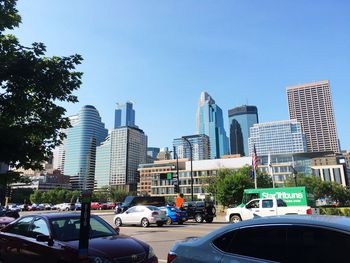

{"left": 225, "top": 198, "right": 317, "bottom": 223}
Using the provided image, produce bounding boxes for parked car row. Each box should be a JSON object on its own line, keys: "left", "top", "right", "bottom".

{"left": 113, "top": 201, "right": 216, "bottom": 228}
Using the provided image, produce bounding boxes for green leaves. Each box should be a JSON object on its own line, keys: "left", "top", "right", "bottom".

{"left": 206, "top": 166, "right": 273, "bottom": 207}
{"left": 0, "top": 0, "right": 83, "bottom": 170}
{"left": 0, "top": 0, "right": 21, "bottom": 32}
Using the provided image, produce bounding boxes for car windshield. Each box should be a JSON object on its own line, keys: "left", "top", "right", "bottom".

{"left": 50, "top": 216, "right": 117, "bottom": 242}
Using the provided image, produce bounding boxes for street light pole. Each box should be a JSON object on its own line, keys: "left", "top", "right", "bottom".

{"left": 182, "top": 137, "right": 194, "bottom": 201}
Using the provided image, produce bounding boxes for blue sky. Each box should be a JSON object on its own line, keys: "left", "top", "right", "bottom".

{"left": 14, "top": 0, "right": 350, "bottom": 150}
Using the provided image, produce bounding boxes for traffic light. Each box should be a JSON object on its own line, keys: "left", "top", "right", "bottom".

{"left": 159, "top": 172, "right": 173, "bottom": 180}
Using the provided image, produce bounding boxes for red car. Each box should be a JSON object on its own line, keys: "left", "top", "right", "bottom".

{"left": 90, "top": 202, "right": 102, "bottom": 210}
{"left": 0, "top": 213, "right": 158, "bottom": 263}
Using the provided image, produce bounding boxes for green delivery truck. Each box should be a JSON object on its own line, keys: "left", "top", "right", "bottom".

{"left": 242, "top": 186, "right": 315, "bottom": 207}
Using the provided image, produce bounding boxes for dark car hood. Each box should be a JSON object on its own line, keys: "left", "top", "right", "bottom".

{"left": 64, "top": 234, "right": 148, "bottom": 259}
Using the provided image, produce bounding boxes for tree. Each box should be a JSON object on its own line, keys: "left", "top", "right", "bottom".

{"left": 0, "top": 0, "right": 83, "bottom": 171}
{"left": 205, "top": 166, "right": 273, "bottom": 207}
{"left": 216, "top": 171, "right": 253, "bottom": 207}
{"left": 29, "top": 190, "right": 42, "bottom": 204}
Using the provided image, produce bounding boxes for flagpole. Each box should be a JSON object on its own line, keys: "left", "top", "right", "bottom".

{"left": 268, "top": 151, "right": 275, "bottom": 188}
{"left": 254, "top": 167, "right": 257, "bottom": 189}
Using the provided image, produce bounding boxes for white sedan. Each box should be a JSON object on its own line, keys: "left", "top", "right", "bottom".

{"left": 113, "top": 205, "right": 167, "bottom": 227}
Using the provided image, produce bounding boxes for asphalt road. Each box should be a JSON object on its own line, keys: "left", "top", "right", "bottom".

{"left": 100, "top": 213, "right": 228, "bottom": 262}
{"left": 20, "top": 210, "right": 228, "bottom": 263}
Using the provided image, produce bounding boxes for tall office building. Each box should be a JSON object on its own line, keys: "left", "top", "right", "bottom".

{"left": 114, "top": 101, "right": 136, "bottom": 128}
{"left": 64, "top": 105, "right": 108, "bottom": 190}
{"left": 248, "top": 120, "right": 307, "bottom": 156}
{"left": 173, "top": 134, "right": 210, "bottom": 161}
{"left": 196, "top": 92, "right": 229, "bottom": 159}
{"left": 95, "top": 127, "right": 147, "bottom": 191}
{"left": 228, "top": 105, "right": 258, "bottom": 156}
{"left": 287, "top": 80, "right": 340, "bottom": 153}
{"left": 147, "top": 147, "right": 160, "bottom": 160}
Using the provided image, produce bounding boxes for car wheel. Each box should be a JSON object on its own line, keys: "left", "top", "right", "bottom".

{"left": 205, "top": 218, "right": 213, "bottom": 223}
{"left": 194, "top": 213, "right": 204, "bottom": 223}
{"left": 141, "top": 218, "right": 150, "bottom": 228}
{"left": 230, "top": 215, "right": 241, "bottom": 223}
{"left": 166, "top": 217, "right": 172, "bottom": 225}
{"left": 65, "top": 207, "right": 69, "bottom": 211}
{"left": 156, "top": 222, "right": 164, "bottom": 227}
{"left": 115, "top": 217, "right": 122, "bottom": 227}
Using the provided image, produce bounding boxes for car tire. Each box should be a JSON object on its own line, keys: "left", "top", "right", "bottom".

{"left": 166, "top": 217, "right": 172, "bottom": 225}
{"left": 115, "top": 217, "right": 122, "bottom": 227}
{"left": 230, "top": 215, "right": 242, "bottom": 223}
{"left": 141, "top": 218, "right": 150, "bottom": 228}
{"left": 205, "top": 218, "right": 213, "bottom": 223}
{"left": 156, "top": 222, "right": 164, "bottom": 227}
{"left": 194, "top": 213, "right": 204, "bottom": 223}
{"left": 65, "top": 207, "right": 69, "bottom": 211}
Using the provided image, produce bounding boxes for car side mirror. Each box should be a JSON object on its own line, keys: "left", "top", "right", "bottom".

{"left": 36, "top": 234, "right": 54, "bottom": 246}
{"left": 114, "top": 226, "right": 120, "bottom": 235}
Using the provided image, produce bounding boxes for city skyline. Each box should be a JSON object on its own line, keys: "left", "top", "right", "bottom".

{"left": 13, "top": 1, "right": 350, "bottom": 151}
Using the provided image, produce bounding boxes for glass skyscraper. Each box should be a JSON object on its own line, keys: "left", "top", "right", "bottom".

{"left": 63, "top": 105, "right": 108, "bottom": 190}
{"left": 196, "top": 92, "right": 229, "bottom": 159}
{"left": 173, "top": 134, "right": 210, "bottom": 161}
{"left": 114, "top": 101, "right": 136, "bottom": 128}
{"left": 95, "top": 127, "right": 147, "bottom": 191}
{"left": 248, "top": 120, "right": 307, "bottom": 156}
{"left": 228, "top": 105, "right": 258, "bottom": 156}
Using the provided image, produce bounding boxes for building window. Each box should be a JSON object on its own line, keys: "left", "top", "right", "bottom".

{"left": 333, "top": 168, "right": 342, "bottom": 184}
{"left": 323, "top": 169, "right": 331, "bottom": 181}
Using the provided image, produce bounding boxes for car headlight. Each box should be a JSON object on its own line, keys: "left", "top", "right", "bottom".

{"left": 148, "top": 246, "right": 156, "bottom": 259}
{"left": 89, "top": 256, "right": 113, "bottom": 263}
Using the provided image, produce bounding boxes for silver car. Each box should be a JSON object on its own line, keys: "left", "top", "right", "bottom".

{"left": 168, "top": 215, "right": 350, "bottom": 263}
{"left": 114, "top": 205, "right": 167, "bottom": 227}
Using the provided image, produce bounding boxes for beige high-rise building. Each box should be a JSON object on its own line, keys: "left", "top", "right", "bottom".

{"left": 287, "top": 80, "right": 340, "bottom": 153}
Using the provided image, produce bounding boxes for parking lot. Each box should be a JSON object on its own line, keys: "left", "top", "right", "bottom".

{"left": 20, "top": 210, "right": 227, "bottom": 262}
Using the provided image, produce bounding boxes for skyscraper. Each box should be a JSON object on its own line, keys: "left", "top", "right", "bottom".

{"left": 287, "top": 80, "right": 340, "bottom": 153}
{"left": 248, "top": 120, "right": 307, "bottom": 156}
{"left": 196, "top": 92, "right": 229, "bottom": 159}
{"left": 95, "top": 127, "right": 147, "bottom": 191}
{"left": 173, "top": 134, "right": 210, "bottom": 161}
{"left": 64, "top": 105, "right": 108, "bottom": 190}
{"left": 228, "top": 105, "right": 258, "bottom": 156}
{"left": 114, "top": 101, "right": 136, "bottom": 128}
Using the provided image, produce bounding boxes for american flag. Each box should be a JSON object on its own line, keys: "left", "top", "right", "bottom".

{"left": 252, "top": 144, "right": 258, "bottom": 171}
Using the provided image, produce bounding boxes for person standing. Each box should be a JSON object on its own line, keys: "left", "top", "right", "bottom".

{"left": 175, "top": 193, "right": 184, "bottom": 209}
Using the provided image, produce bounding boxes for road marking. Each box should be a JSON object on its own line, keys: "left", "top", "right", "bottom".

{"left": 159, "top": 260, "right": 167, "bottom": 263}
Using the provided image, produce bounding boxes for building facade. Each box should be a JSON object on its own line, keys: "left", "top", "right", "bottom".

{"left": 95, "top": 127, "right": 147, "bottom": 191}
{"left": 114, "top": 101, "right": 136, "bottom": 128}
{"left": 258, "top": 152, "right": 348, "bottom": 187}
{"left": 173, "top": 134, "right": 210, "bottom": 161}
{"left": 138, "top": 157, "right": 251, "bottom": 198}
{"left": 63, "top": 105, "right": 108, "bottom": 191}
{"left": 228, "top": 105, "right": 258, "bottom": 156}
{"left": 248, "top": 120, "right": 307, "bottom": 156}
{"left": 287, "top": 80, "right": 340, "bottom": 153}
{"left": 196, "top": 92, "right": 229, "bottom": 159}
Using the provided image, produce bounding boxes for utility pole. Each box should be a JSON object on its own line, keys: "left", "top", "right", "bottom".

{"left": 182, "top": 137, "right": 194, "bottom": 201}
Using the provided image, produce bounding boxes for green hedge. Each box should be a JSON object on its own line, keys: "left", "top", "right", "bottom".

{"left": 319, "top": 207, "right": 350, "bottom": 216}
